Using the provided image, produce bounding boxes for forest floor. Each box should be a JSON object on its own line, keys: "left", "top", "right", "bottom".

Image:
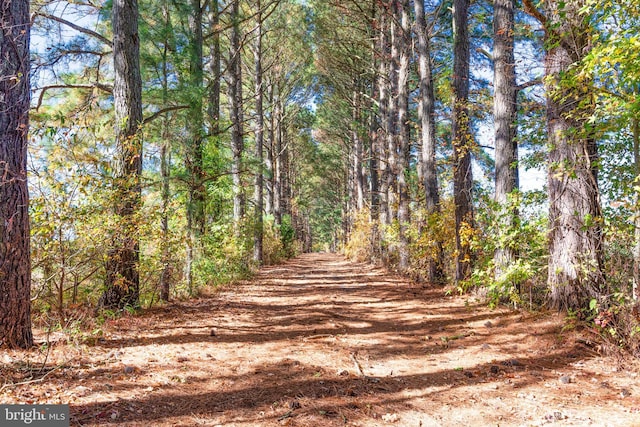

{"left": 2, "top": 253, "right": 640, "bottom": 426}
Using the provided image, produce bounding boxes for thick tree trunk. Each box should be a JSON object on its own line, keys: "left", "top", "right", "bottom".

{"left": 452, "top": 0, "right": 474, "bottom": 283}
{"left": 253, "top": 1, "right": 264, "bottom": 264}
{"left": 0, "top": 0, "right": 33, "bottom": 348}
{"left": 414, "top": 0, "right": 443, "bottom": 283}
{"left": 397, "top": 0, "right": 411, "bottom": 272}
{"left": 545, "top": 0, "right": 604, "bottom": 311}
{"left": 493, "top": 0, "right": 519, "bottom": 280}
{"left": 102, "top": 0, "right": 143, "bottom": 309}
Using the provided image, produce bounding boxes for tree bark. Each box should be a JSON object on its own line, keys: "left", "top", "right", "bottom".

{"left": 102, "top": 0, "right": 143, "bottom": 310}
{"left": 545, "top": 0, "right": 604, "bottom": 310}
{"left": 208, "top": 0, "right": 221, "bottom": 141}
{"left": 265, "top": 80, "right": 275, "bottom": 217}
{"left": 253, "top": 0, "right": 264, "bottom": 264}
{"left": 452, "top": 0, "right": 474, "bottom": 283}
{"left": 414, "top": 0, "right": 444, "bottom": 283}
{"left": 397, "top": 0, "right": 411, "bottom": 272}
{"left": 0, "top": 0, "right": 33, "bottom": 348}
{"left": 273, "top": 95, "right": 283, "bottom": 225}
{"left": 229, "top": 0, "right": 245, "bottom": 230}
{"left": 159, "top": 0, "right": 172, "bottom": 302}
{"left": 187, "top": 0, "right": 205, "bottom": 236}
{"left": 386, "top": 7, "right": 399, "bottom": 226}
{"left": 493, "top": 0, "right": 518, "bottom": 280}
{"left": 377, "top": 7, "right": 390, "bottom": 226}
{"left": 634, "top": 116, "right": 640, "bottom": 300}
{"left": 352, "top": 87, "right": 365, "bottom": 211}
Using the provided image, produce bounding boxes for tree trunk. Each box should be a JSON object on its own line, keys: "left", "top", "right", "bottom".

{"left": 369, "top": 49, "right": 379, "bottom": 222}
{"left": 102, "top": 0, "right": 143, "bottom": 310}
{"left": 414, "top": 0, "right": 444, "bottom": 283}
{"left": 159, "top": 0, "right": 172, "bottom": 302}
{"left": 253, "top": 0, "right": 264, "bottom": 264}
{"left": 396, "top": 0, "right": 411, "bottom": 272}
{"left": 0, "top": 0, "right": 33, "bottom": 348}
{"left": 377, "top": 7, "right": 390, "bottom": 226}
{"left": 280, "top": 116, "right": 291, "bottom": 218}
{"left": 386, "top": 8, "right": 399, "bottom": 226}
{"left": 181, "top": 0, "right": 205, "bottom": 294}
{"left": 493, "top": 0, "right": 519, "bottom": 281}
{"left": 545, "top": 0, "right": 604, "bottom": 311}
{"left": 208, "top": 0, "right": 221, "bottom": 141}
{"left": 634, "top": 116, "right": 640, "bottom": 300}
{"left": 352, "top": 88, "right": 365, "bottom": 211}
{"left": 452, "top": 0, "right": 473, "bottom": 283}
{"left": 229, "top": 0, "right": 245, "bottom": 230}
{"left": 273, "top": 96, "right": 283, "bottom": 225}
{"left": 265, "top": 80, "right": 275, "bottom": 217}
{"left": 187, "top": 0, "right": 205, "bottom": 236}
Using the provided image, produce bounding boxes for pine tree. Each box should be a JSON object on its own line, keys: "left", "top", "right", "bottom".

{"left": 0, "top": 0, "right": 33, "bottom": 348}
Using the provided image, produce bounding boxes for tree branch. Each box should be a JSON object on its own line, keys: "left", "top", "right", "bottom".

{"left": 37, "top": 12, "right": 112, "bottom": 47}
{"left": 522, "top": 0, "right": 546, "bottom": 26}
{"left": 142, "top": 105, "right": 190, "bottom": 125}
{"left": 35, "top": 83, "right": 113, "bottom": 110}
{"left": 516, "top": 77, "right": 543, "bottom": 91}
{"left": 476, "top": 48, "right": 493, "bottom": 61}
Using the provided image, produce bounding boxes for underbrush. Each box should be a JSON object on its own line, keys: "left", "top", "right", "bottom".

{"left": 30, "top": 211, "right": 301, "bottom": 334}
{"left": 342, "top": 192, "right": 640, "bottom": 358}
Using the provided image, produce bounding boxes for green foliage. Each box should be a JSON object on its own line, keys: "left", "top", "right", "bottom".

{"left": 587, "top": 294, "right": 640, "bottom": 357}
{"left": 279, "top": 215, "right": 297, "bottom": 258}
{"left": 262, "top": 217, "right": 286, "bottom": 265}
{"left": 466, "top": 191, "right": 548, "bottom": 307}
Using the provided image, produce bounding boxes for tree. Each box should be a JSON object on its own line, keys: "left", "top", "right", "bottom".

{"left": 578, "top": 0, "right": 640, "bottom": 299}
{"left": 493, "top": 0, "right": 518, "bottom": 279}
{"left": 158, "top": 0, "right": 174, "bottom": 301}
{"left": 0, "top": 0, "right": 33, "bottom": 348}
{"left": 524, "top": 0, "right": 605, "bottom": 310}
{"left": 229, "top": 0, "right": 245, "bottom": 230}
{"left": 179, "top": 0, "right": 206, "bottom": 292}
{"left": 386, "top": 5, "right": 399, "bottom": 228}
{"left": 396, "top": 0, "right": 411, "bottom": 272}
{"left": 208, "top": 0, "right": 222, "bottom": 140}
{"left": 414, "top": 0, "right": 443, "bottom": 282}
{"left": 376, "top": 4, "right": 391, "bottom": 226}
{"left": 452, "top": 0, "right": 474, "bottom": 282}
{"left": 101, "top": 0, "right": 143, "bottom": 309}
{"left": 253, "top": 0, "right": 265, "bottom": 263}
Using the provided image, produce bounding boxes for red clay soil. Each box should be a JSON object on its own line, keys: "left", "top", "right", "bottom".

{"left": 2, "top": 252, "right": 640, "bottom": 426}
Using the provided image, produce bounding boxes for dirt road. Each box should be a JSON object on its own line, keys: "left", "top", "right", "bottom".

{"left": 2, "top": 253, "right": 639, "bottom": 426}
